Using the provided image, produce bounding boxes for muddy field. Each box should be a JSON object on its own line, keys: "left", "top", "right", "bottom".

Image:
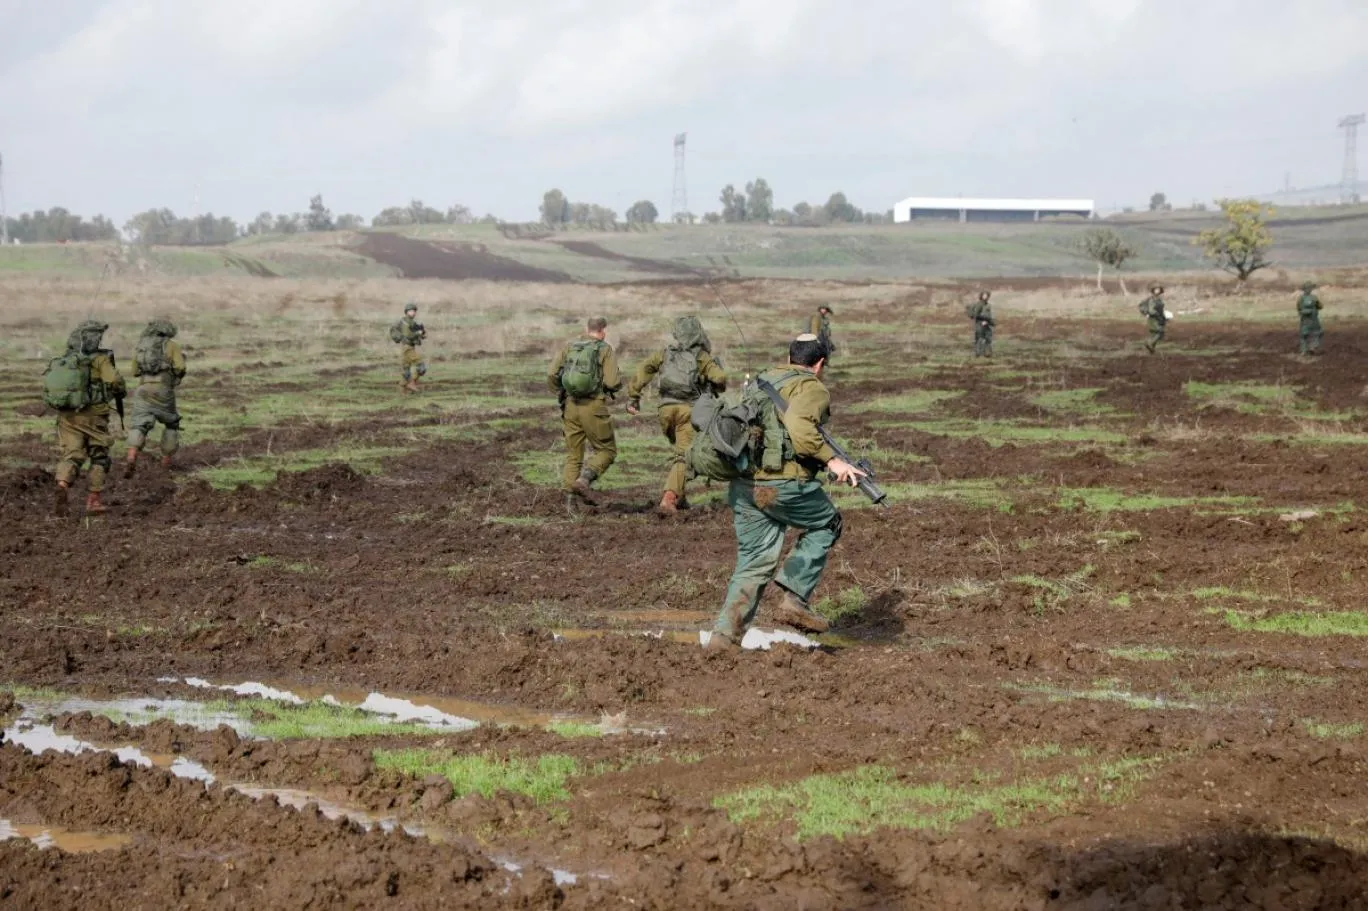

{"left": 5, "top": 276, "right": 1368, "bottom": 908}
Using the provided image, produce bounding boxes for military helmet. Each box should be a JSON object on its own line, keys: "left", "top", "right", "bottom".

{"left": 1150, "top": 285, "right": 1164, "bottom": 295}
{"left": 1302, "top": 281, "right": 1317, "bottom": 292}
{"left": 979, "top": 291, "right": 991, "bottom": 301}
{"left": 67, "top": 320, "right": 109, "bottom": 355}
{"left": 818, "top": 306, "right": 833, "bottom": 315}
{"left": 143, "top": 319, "right": 177, "bottom": 339}
{"left": 404, "top": 303, "right": 418, "bottom": 315}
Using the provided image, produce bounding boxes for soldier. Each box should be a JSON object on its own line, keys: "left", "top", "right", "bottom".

{"left": 1138, "top": 284, "right": 1168, "bottom": 354}
{"left": 807, "top": 306, "right": 835, "bottom": 362}
{"left": 968, "top": 291, "right": 995, "bottom": 358}
{"left": 391, "top": 303, "right": 427, "bottom": 392}
{"left": 124, "top": 319, "right": 186, "bottom": 475}
{"left": 1296, "top": 281, "right": 1323, "bottom": 356}
{"left": 706, "top": 333, "right": 866, "bottom": 651}
{"left": 548, "top": 316, "right": 622, "bottom": 504}
{"left": 42, "top": 320, "right": 126, "bottom": 516}
{"left": 627, "top": 315, "right": 728, "bottom": 516}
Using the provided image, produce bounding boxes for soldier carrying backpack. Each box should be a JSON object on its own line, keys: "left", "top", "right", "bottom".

{"left": 42, "top": 320, "right": 126, "bottom": 516}
{"left": 391, "top": 303, "right": 427, "bottom": 393}
{"left": 626, "top": 315, "right": 728, "bottom": 516}
{"left": 547, "top": 316, "right": 622, "bottom": 504}
{"left": 124, "top": 319, "right": 187, "bottom": 475}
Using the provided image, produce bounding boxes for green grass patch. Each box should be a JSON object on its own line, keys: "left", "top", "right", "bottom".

{"left": 239, "top": 699, "right": 449, "bottom": 740}
{"left": 247, "top": 555, "right": 317, "bottom": 573}
{"left": 1028, "top": 388, "right": 1118, "bottom": 417}
{"left": 1107, "top": 645, "right": 1180, "bottom": 662}
{"left": 813, "top": 587, "right": 868, "bottom": 623}
{"left": 1059, "top": 488, "right": 1259, "bottom": 513}
{"left": 1012, "top": 565, "right": 1094, "bottom": 613}
{"left": 862, "top": 479, "right": 1013, "bottom": 511}
{"left": 373, "top": 748, "right": 580, "bottom": 802}
{"left": 847, "top": 390, "right": 963, "bottom": 414}
{"left": 483, "top": 515, "right": 552, "bottom": 527}
{"left": 715, "top": 756, "right": 1164, "bottom": 840}
{"left": 885, "top": 419, "right": 1125, "bottom": 447}
{"left": 1302, "top": 720, "right": 1365, "bottom": 740}
{"left": 1220, "top": 610, "right": 1368, "bottom": 637}
{"left": 546, "top": 721, "right": 603, "bottom": 739}
{"left": 196, "top": 445, "right": 410, "bottom": 489}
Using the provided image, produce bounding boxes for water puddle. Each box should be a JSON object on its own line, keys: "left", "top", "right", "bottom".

{"left": 0, "top": 818, "right": 132, "bottom": 853}
{"left": 3, "top": 716, "right": 216, "bottom": 783}
{"left": 555, "top": 627, "right": 820, "bottom": 650}
{"left": 15, "top": 693, "right": 247, "bottom": 733}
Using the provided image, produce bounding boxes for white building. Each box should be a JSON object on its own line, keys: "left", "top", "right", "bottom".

{"left": 893, "top": 197, "right": 1095, "bottom": 224}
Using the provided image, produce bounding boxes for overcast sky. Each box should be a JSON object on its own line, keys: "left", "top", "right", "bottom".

{"left": 2, "top": 0, "right": 1366, "bottom": 225}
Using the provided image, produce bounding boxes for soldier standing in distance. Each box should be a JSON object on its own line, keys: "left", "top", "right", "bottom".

{"left": 968, "top": 291, "right": 995, "bottom": 358}
{"left": 47, "top": 321, "right": 126, "bottom": 516}
{"left": 808, "top": 306, "right": 835, "bottom": 362}
{"left": 627, "top": 315, "right": 728, "bottom": 516}
{"left": 393, "top": 303, "right": 427, "bottom": 392}
{"left": 124, "top": 319, "right": 186, "bottom": 474}
{"left": 1139, "top": 284, "right": 1168, "bottom": 354}
{"left": 1296, "top": 281, "right": 1323, "bottom": 356}
{"left": 706, "top": 333, "right": 866, "bottom": 651}
{"left": 548, "top": 316, "right": 622, "bottom": 504}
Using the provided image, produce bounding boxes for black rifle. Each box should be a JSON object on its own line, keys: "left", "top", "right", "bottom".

{"left": 755, "top": 378, "right": 887, "bottom": 506}
{"left": 101, "top": 349, "right": 125, "bottom": 428}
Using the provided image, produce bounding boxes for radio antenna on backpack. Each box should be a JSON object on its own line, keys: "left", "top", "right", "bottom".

{"left": 701, "top": 256, "right": 748, "bottom": 371}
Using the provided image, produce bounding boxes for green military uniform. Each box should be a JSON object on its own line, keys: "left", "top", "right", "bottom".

{"left": 1139, "top": 287, "right": 1167, "bottom": 353}
{"left": 714, "top": 366, "right": 842, "bottom": 642}
{"left": 627, "top": 316, "right": 727, "bottom": 511}
{"left": 548, "top": 334, "right": 622, "bottom": 494}
{"left": 968, "top": 293, "right": 995, "bottom": 357}
{"left": 52, "top": 321, "right": 126, "bottom": 514}
{"left": 1297, "top": 282, "right": 1323, "bottom": 355}
{"left": 394, "top": 307, "right": 426, "bottom": 391}
{"left": 126, "top": 320, "right": 186, "bottom": 470}
{"left": 807, "top": 309, "right": 835, "bottom": 359}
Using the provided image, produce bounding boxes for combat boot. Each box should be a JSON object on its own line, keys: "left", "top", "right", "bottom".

{"left": 657, "top": 490, "right": 679, "bottom": 517}
{"left": 84, "top": 491, "right": 108, "bottom": 515}
{"left": 703, "top": 630, "right": 741, "bottom": 652}
{"left": 405, "top": 377, "right": 420, "bottom": 393}
{"left": 570, "top": 470, "right": 599, "bottom": 505}
{"left": 54, "top": 483, "right": 69, "bottom": 518}
{"left": 770, "top": 589, "right": 830, "bottom": 634}
{"left": 123, "top": 450, "right": 138, "bottom": 478}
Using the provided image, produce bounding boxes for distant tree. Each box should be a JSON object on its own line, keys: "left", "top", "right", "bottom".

{"left": 407, "top": 199, "right": 445, "bottom": 225}
{"left": 247, "top": 212, "right": 275, "bottom": 235}
{"left": 719, "top": 185, "right": 747, "bottom": 223}
{"left": 371, "top": 207, "right": 414, "bottom": 227}
{"left": 445, "top": 204, "right": 474, "bottom": 225}
{"left": 671, "top": 211, "right": 695, "bottom": 225}
{"left": 124, "top": 209, "right": 237, "bottom": 245}
{"left": 6, "top": 207, "right": 118, "bottom": 243}
{"left": 1148, "top": 192, "right": 1170, "bottom": 212}
{"left": 823, "top": 192, "right": 860, "bottom": 223}
{"left": 306, "top": 194, "right": 334, "bottom": 232}
{"left": 702, "top": 211, "right": 723, "bottom": 224}
{"left": 625, "top": 200, "right": 659, "bottom": 224}
{"left": 273, "top": 213, "right": 301, "bottom": 234}
{"left": 771, "top": 208, "right": 795, "bottom": 226}
{"left": 478, "top": 213, "right": 500, "bottom": 224}
{"left": 334, "top": 213, "right": 365, "bottom": 231}
{"left": 793, "top": 201, "right": 812, "bottom": 219}
{"left": 541, "top": 189, "right": 569, "bottom": 225}
{"left": 1080, "top": 227, "right": 1137, "bottom": 293}
{"left": 744, "top": 178, "right": 773, "bottom": 223}
{"left": 1195, "top": 198, "right": 1274, "bottom": 283}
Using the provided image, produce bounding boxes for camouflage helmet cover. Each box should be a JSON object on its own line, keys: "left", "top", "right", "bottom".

{"left": 404, "top": 303, "right": 418, "bottom": 314}
{"left": 1301, "top": 281, "right": 1317, "bottom": 292}
{"left": 979, "top": 291, "right": 991, "bottom": 301}
{"left": 67, "top": 320, "right": 109, "bottom": 355}
{"left": 671, "top": 314, "right": 711, "bottom": 353}
{"left": 143, "top": 319, "right": 177, "bottom": 339}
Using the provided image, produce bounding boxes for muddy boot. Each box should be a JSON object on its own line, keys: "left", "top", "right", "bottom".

{"left": 770, "top": 589, "right": 830, "bottom": 634}
{"left": 405, "top": 377, "right": 420, "bottom": 394}
{"left": 657, "top": 490, "right": 679, "bottom": 517}
{"left": 54, "top": 483, "right": 69, "bottom": 518}
{"left": 570, "top": 469, "right": 599, "bottom": 505}
{"left": 161, "top": 455, "right": 173, "bottom": 470}
{"left": 123, "top": 449, "right": 138, "bottom": 478}
{"left": 703, "top": 630, "right": 741, "bottom": 652}
{"left": 84, "top": 491, "right": 108, "bottom": 515}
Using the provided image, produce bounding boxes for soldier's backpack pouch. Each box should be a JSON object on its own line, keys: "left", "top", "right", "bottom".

{"left": 42, "top": 352, "right": 93, "bottom": 411}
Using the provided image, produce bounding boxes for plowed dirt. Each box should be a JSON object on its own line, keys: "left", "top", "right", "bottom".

{"left": 6, "top": 295, "right": 1368, "bottom": 908}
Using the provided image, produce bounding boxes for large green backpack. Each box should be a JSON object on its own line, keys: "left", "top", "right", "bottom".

{"left": 43, "top": 352, "right": 93, "bottom": 411}
{"left": 559, "top": 339, "right": 604, "bottom": 398}
{"left": 135, "top": 333, "right": 169, "bottom": 375}
{"left": 685, "top": 372, "right": 799, "bottom": 481}
{"left": 389, "top": 321, "right": 406, "bottom": 343}
{"left": 657, "top": 346, "right": 701, "bottom": 401}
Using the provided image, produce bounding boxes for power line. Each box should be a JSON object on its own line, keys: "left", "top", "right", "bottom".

{"left": 1339, "top": 114, "right": 1365, "bottom": 204}
{"left": 671, "top": 133, "right": 688, "bottom": 223}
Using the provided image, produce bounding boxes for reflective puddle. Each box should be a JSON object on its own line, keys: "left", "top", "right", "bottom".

{"left": 3, "top": 717, "right": 216, "bottom": 783}
{"left": 555, "top": 627, "right": 820, "bottom": 650}
{"left": 0, "top": 819, "right": 132, "bottom": 853}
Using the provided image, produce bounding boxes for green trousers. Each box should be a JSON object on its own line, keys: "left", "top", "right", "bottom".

{"left": 973, "top": 323, "right": 994, "bottom": 357}
{"left": 561, "top": 396, "right": 616, "bottom": 488}
{"left": 400, "top": 345, "right": 426, "bottom": 381}
{"left": 714, "top": 479, "right": 842, "bottom": 639}
{"left": 127, "top": 381, "right": 181, "bottom": 457}
{"left": 1145, "top": 319, "right": 1165, "bottom": 353}
{"left": 56, "top": 409, "right": 114, "bottom": 491}
{"left": 658, "top": 403, "right": 693, "bottom": 498}
{"left": 1300, "top": 320, "right": 1323, "bottom": 354}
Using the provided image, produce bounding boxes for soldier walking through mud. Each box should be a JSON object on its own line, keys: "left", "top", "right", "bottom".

{"left": 807, "top": 306, "right": 835, "bottom": 363}
{"left": 968, "top": 291, "right": 995, "bottom": 358}
{"left": 1139, "top": 285, "right": 1168, "bottom": 354}
{"left": 1297, "top": 281, "right": 1324, "bottom": 356}
{"left": 627, "top": 315, "right": 728, "bottom": 516}
{"left": 707, "top": 333, "right": 866, "bottom": 651}
{"left": 124, "top": 319, "right": 186, "bottom": 475}
{"left": 43, "top": 320, "right": 126, "bottom": 516}
{"left": 548, "top": 316, "right": 622, "bottom": 504}
{"left": 391, "top": 303, "right": 427, "bottom": 393}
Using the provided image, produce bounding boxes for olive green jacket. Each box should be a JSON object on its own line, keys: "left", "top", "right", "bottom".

{"left": 755, "top": 366, "right": 837, "bottom": 482}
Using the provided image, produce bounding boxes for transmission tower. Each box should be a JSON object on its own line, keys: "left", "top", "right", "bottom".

{"left": 0, "top": 152, "right": 8, "bottom": 245}
{"left": 1340, "top": 114, "right": 1365, "bottom": 204}
{"left": 671, "top": 133, "right": 688, "bottom": 223}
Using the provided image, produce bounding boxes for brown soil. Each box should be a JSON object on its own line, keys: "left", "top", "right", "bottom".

{"left": 7, "top": 314, "right": 1368, "bottom": 907}
{"left": 356, "top": 232, "right": 572, "bottom": 283}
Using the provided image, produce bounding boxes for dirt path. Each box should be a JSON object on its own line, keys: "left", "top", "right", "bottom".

{"left": 356, "top": 232, "right": 572, "bottom": 282}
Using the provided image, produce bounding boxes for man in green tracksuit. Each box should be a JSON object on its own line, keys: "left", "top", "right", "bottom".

{"left": 968, "top": 291, "right": 995, "bottom": 357}
{"left": 548, "top": 317, "right": 622, "bottom": 504}
{"left": 124, "top": 319, "right": 187, "bottom": 474}
{"left": 627, "top": 315, "right": 728, "bottom": 516}
{"left": 1296, "top": 281, "right": 1323, "bottom": 356}
{"left": 1139, "top": 284, "right": 1167, "bottom": 354}
{"left": 707, "top": 333, "right": 866, "bottom": 650}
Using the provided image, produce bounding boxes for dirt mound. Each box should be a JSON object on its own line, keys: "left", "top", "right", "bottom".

{"left": 356, "top": 233, "right": 571, "bottom": 282}
{"left": 273, "top": 463, "right": 369, "bottom": 501}
{"left": 553, "top": 240, "right": 699, "bottom": 276}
